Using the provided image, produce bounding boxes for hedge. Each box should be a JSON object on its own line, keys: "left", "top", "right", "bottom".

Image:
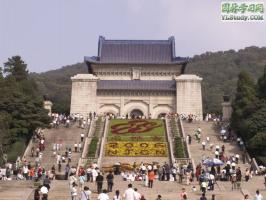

{"left": 87, "top": 137, "right": 99, "bottom": 157}
{"left": 174, "top": 137, "right": 185, "bottom": 158}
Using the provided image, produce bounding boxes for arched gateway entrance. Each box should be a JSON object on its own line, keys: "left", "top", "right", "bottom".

{"left": 130, "top": 109, "right": 143, "bottom": 119}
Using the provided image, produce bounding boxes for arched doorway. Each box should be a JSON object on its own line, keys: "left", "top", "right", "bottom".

{"left": 130, "top": 109, "right": 143, "bottom": 119}
{"left": 157, "top": 113, "right": 166, "bottom": 119}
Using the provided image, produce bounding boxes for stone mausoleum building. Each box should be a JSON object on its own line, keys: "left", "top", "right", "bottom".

{"left": 70, "top": 36, "right": 203, "bottom": 119}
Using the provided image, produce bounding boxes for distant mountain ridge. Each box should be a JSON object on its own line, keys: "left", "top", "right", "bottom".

{"left": 31, "top": 46, "right": 266, "bottom": 114}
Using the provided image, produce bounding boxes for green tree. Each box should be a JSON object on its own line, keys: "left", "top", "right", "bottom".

{"left": 0, "top": 56, "right": 51, "bottom": 163}
{"left": 249, "top": 131, "right": 266, "bottom": 155}
{"left": 257, "top": 67, "right": 266, "bottom": 99}
{"left": 231, "top": 71, "right": 256, "bottom": 136}
{"left": 4, "top": 56, "right": 28, "bottom": 81}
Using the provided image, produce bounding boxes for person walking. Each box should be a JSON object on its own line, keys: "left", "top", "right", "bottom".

{"left": 106, "top": 171, "right": 114, "bottom": 192}
{"left": 254, "top": 190, "right": 263, "bottom": 200}
{"left": 34, "top": 186, "right": 41, "bottom": 200}
{"left": 200, "top": 193, "right": 207, "bottom": 200}
{"left": 40, "top": 185, "right": 49, "bottom": 200}
{"left": 80, "top": 186, "right": 91, "bottom": 200}
{"left": 123, "top": 184, "right": 135, "bottom": 200}
{"left": 98, "top": 189, "right": 109, "bottom": 200}
{"left": 134, "top": 188, "right": 141, "bottom": 200}
{"left": 43, "top": 175, "right": 51, "bottom": 191}
{"left": 113, "top": 190, "right": 122, "bottom": 200}
{"left": 96, "top": 172, "right": 104, "bottom": 194}
{"left": 148, "top": 170, "right": 155, "bottom": 188}
{"left": 71, "top": 183, "right": 78, "bottom": 200}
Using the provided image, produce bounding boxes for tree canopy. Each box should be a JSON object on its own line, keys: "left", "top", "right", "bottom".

{"left": 231, "top": 69, "right": 266, "bottom": 162}
{"left": 0, "top": 56, "right": 50, "bottom": 163}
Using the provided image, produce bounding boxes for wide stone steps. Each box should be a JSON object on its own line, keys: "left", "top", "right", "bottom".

{"left": 0, "top": 181, "right": 33, "bottom": 200}
{"left": 21, "top": 124, "right": 86, "bottom": 179}
{"left": 44, "top": 176, "right": 246, "bottom": 200}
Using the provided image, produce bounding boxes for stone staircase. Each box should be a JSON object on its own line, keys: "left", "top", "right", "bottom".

{"left": 0, "top": 181, "right": 33, "bottom": 200}
{"left": 24, "top": 123, "right": 87, "bottom": 173}
{"left": 182, "top": 121, "right": 251, "bottom": 197}
{"left": 182, "top": 121, "right": 248, "bottom": 167}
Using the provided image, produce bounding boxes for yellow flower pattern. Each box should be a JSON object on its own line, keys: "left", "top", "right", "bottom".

{"left": 105, "top": 141, "right": 168, "bottom": 157}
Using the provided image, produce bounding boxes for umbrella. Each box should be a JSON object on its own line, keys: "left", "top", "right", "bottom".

{"left": 203, "top": 158, "right": 224, "bottom": 166}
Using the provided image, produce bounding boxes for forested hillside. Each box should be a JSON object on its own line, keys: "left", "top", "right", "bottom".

{"left": 31, "top": 46, "right": 266, "bottom": 114}
{"left": 31, "top": 63, "right": 87, "bottom": 113}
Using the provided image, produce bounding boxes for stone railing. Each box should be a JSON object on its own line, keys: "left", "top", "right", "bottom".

{"left": 81, "top": 119, "right": 94, "bottom": 159}
{"left": 164, "top": 117, "right": 175, "bottom": 165}
{"left": 77, "top": 120, "right": 94, "bottom": 171}
{"left": 97, "top": 118, "right": 109, "bottom": 168}
{"left": 178, "top": 118, "right": 196, "bottom": 171}
{"left": 22, "top": 138, "right": 34, "bottom": 159}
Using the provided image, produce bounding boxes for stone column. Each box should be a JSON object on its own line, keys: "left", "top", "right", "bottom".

{"left": 43, "top": 100, "right": 53, "bottom": 116}
{"left": 70, "top": 74, "right": 99, "bottom": 116}
{"left": 175, "top": 74, "right": 203, "bottom": 120}
{"left": 222, "top": 102, "right": 232, "bottom": 121}
{"left": 120, "top": 96, "right": 124, "bottom": 117}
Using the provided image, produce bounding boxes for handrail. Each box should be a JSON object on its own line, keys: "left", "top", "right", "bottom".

{"left": 165, "top": 117, "right": 175, "bottom": 165}
{"left": 178, "top": 118, "right": 196, "bottom": 171}
{"left": 97, "top": 118, "right": 109, "bottom": 168}
{"left": 81, "top": 119, "right": 94, "bottom": 159}
{"left": 22, "top": 138, "right": 34, "bottom": 159}
{"left": 77, "top": 120, "right": 93, "bottom": 172}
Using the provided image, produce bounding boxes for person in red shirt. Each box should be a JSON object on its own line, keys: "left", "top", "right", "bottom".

{"left": 148, "top": 170, "right": 155, "bottom": 188}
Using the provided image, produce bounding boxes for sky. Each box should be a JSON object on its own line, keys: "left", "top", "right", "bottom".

{"left": 0, "top": 0, "right": 265, "bottom": 72}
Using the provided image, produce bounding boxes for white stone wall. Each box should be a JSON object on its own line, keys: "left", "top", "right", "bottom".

{"left": 70, "top": 73, "right": 204, "bottom": 120}
{"left": 70, "top": 74, "right": 98, "bottom": 116}
{"left": 97, "top": 92, "right": 176, "bottom": 118}
{"left": 175, "top": 75, "right": 203, "bottom": 120}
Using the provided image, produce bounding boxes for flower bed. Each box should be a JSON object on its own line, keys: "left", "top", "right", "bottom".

{"left": 107, "top": 135, "right": 165, "bottom": 142}
{"left": 108, "top": 119, "right": 165, "bottom": 140}
{"left": 105, "top": 141, "right": 168, "bottom": 157}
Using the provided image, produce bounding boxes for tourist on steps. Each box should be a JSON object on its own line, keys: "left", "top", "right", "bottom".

{"left": 96, "top": 172, "right": 104, "bottom": 194}
{"left": 106, "top": 171, "right": 114, "bottom": 192}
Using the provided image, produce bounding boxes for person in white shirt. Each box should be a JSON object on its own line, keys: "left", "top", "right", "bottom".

{"left": 123, "top": 184, "right": 135, "bottom": 200}
{"left": 71, "top": 183, "right": 78, "bottom": 200}
{"left": 113, "top": 190, "right": 122, "bottom": 200}
{"left": 98, "top": 189, "right": 109, "bottom": 200}
{"left": 40, "top": 185, "right": 49, "bottom": 199}
{"left": 255, "top": 190, "right": 263, "bottom": 200}
{"left": 81, "top": 133, "right": 85, "bottom": 142}
{"left": 80, "top": 186, "right": 91, "bottom": 200}
{"left": 133, "top": 188, "right": 141, "bottom": 200}
{"left": 92, "top": 168, "right": 98, "bottom": 182}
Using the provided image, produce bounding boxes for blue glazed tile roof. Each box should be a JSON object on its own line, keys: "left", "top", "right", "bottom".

{"left": 85, "top": 36, "right": 188, "bottom": 64}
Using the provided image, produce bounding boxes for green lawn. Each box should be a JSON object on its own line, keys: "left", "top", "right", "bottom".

{"left": 108, "top": 119, "right": 165, "bottom": 141}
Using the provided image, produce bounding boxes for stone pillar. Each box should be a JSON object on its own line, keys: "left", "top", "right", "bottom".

{"left": 222, "top": 102, "right": 232, "bottom": 121}
{"left": 43, "top": 100, "right": 53, "bottom": 116}
{"left": 70, "top": 74, "right": 99, "bottom": 116}
{"left": 175, "top": 74, "right": 203, "bottom": 120}
{"left": 120, "top": 96, "right": 124, "bottom": 117}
